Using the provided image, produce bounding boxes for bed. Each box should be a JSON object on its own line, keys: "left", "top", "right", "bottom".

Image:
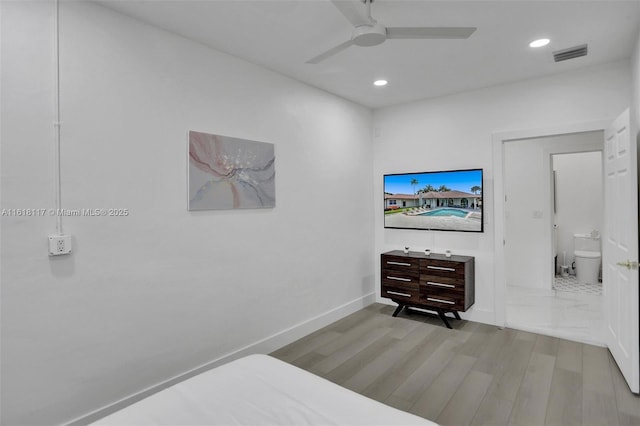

{"left": 92, "top": 354, "right": 436, "bottom": 425}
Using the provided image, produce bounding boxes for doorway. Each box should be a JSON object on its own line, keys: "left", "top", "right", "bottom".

{"left": 499, "top": 129, "right": 605, "bottom": 345}
{"left": 494, "top": 113, "right": 639, "bottom": 393}
{"left": 552, "top": 151, "right": 603, "bottom": 295}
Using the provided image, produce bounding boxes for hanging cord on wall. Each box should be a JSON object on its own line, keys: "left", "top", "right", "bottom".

{"left": 53, "top": 0, "right": 63, "bottom": 234}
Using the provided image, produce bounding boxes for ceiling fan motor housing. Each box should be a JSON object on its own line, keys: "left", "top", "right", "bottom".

{"left": 352, "top": 23, "right": 387, "bottom": 46}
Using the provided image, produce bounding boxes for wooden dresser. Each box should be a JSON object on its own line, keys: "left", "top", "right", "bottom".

{"left": 381, "top": 250, "right": 475, "bottom": 328}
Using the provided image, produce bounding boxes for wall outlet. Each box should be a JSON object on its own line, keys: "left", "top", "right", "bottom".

{"left": 48, "top": 235, "right": 72, "bottom": 256}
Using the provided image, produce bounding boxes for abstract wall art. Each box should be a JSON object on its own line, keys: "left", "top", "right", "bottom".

{"left": 188, "top": 131, "right": 275, "bottom": 210}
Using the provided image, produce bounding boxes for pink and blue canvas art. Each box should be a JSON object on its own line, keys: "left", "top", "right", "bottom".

{"left": 188, "top": 131, "right": 275, "bottom": 210}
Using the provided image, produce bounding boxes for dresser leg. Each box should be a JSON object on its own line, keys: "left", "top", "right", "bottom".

{"left": 437, "top": 309, "right": 453, "bottom": 329}
{"left": 453, "top": 311, "right": 461, "bottom": 320}
{"left": 392, "top": 304, "right": 405, "bottom": 317}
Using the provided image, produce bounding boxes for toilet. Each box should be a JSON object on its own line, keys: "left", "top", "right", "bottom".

{"left": 573, "top": 233, "right": 601, "bottom": 285}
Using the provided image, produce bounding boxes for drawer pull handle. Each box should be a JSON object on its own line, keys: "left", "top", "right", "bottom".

{"left": 427, "top": 297, "right": 455, "bottom": 305}
{"left": 387, "top": 290, "right": 411, "bottom": 297}
{"left": 427, "top": 281, "right": 455, "bottom": 288}
{"left": 427, "top": 265, "right": 456, "bottom": 272}
{"left": 387, "top": 276, "right": 411, "bottom": 282}
{"left": 387, "top": 261, "right": 412, "bottom": 267}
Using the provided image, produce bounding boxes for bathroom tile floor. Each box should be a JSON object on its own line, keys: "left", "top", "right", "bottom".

{"left": 553, "top": 274, "right": 602, "bottom": 295}
{"left": 507, "top": 285, "right": 604, "bottom": 346}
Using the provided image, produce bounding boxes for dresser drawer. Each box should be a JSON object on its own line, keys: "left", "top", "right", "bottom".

{"left": 381, "top": 254, "right": 420, "bottom": 277}
{"left": 382, "top": 284, "right": 420, "bottom": 304}
{"left": 421, "top": 259, "right": 466, "bottom": 279}
{"left": 419, "top": 288, "right": 465, "bottom": 311}
{"left": 382, "top": 270, "right": 420, "bottom": 289}
{"left": 420, "top": 274, "right": 464, "bottom": 290}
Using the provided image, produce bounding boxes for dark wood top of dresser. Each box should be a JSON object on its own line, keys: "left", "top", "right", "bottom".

{"left": 382, "top": 250, "right": 474, "bottom": 263}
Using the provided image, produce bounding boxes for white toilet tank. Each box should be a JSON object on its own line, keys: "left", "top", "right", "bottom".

{"left": 574, "top": 233, "right": 600, "bottom": 252}
{"left": 573, "top": 233, "right": 601, "bottom": 285}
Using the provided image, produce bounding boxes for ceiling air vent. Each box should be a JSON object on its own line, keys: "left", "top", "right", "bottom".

{"left": 553, "top": 44, "right": 588, "bottom": 62}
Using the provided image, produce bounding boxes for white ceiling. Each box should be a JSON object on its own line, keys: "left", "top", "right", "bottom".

{"left": 95, "top": 0, "right": 640, "bottom": 109}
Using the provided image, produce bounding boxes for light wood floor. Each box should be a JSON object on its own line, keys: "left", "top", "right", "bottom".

{"left": 270, "top": 303, "right": 640, "bottom": 426}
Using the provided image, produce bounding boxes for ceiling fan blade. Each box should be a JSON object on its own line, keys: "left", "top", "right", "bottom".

{"left": 331, "top": 0, "right": 371, "bottom": 27}
{"left": 386, "top": 27, "right": 477, "bottom": 39}
{"left": 306, "top": 39, "right": 355, "bottom": 64}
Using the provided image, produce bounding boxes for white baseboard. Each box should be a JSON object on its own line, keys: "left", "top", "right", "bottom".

{"left": 66, "top": 292, "right": 376, "bottom": 425}
{"left": 463, "top": 308, "right": 496, "bottom": 326}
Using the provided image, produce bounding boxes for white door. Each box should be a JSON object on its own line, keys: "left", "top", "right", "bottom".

{"left": 603, "top": 108, "right": 639, "bottom": 393}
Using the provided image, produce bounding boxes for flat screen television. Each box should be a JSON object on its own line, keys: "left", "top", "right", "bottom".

{"left": 384, "top": 168, "right": 483, "bottom": 232}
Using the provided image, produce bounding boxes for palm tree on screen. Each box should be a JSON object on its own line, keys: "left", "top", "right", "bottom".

{"left": 419, "top": 184, "right": 435, "bottom": 193}
{"left": 410, "top": 178, "right": 419, "bottom": 196}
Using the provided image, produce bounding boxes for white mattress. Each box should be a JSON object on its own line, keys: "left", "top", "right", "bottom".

{"left": 92, "top": 354, "right": 435, "bottom": 426}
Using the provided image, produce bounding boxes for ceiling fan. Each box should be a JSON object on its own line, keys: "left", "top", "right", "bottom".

{"left": 307, "top": 0, "right": 476, "bottom": 64}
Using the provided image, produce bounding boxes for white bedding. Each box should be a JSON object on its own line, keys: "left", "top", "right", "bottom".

{"left": 92, "top": 354, "right": 435, "bottom": 425}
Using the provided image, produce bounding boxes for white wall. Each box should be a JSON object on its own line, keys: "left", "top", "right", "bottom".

{"left": 373, "top": 61, "right": 631, "bottom": 323}
{"left": 553, "top": 151, "right": 603, "bottom": 272}
{"left": 504, "top": 140, "right": 545, "bottom": 288}
{"left": 0, "top": 2, "right": 374, "bottom": 425}
{"left": 503, "top": 132, "right": 602, "bottom": 289}
{"left": 633, "top": 28, "right": 640, "bottom": 130}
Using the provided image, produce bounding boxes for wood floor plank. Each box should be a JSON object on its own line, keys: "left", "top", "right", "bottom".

{"left": 362, "top": 369, "right": 410, "bottom": 401}
{"left": 582, "top": 345, "right": 620, "bottom": 426}
{"left": 583, "top": 389, "right": 620, "bottom": 426}
{"left": 311, "top": 326, "right": 392, "bottom": 374}
{"left": 392, "top": 339, "right": 461, "bottom": 403}
{"left": 555, "top": 339, "right": 583, "bottom": 373}
{"left": 288, "top": 351, "right": 326, "bottom": 370}
{"left": 409, "top": 353, "right": 477, "bottom": 420}
{"left": 457, "top": 323, "right": 499, "bottom": 357}
{"left": 544, "top": 368, "right": 582, "bottom": 426}
{"left": 617, "top": 412, "right": 640, "bottom": 426}
{"left": 322, "top": 334, "right": 396, "bottom": 385}
{"left": 471, "top": 396, "right": 514, "bottom": 426}
{"left": 515, "top": 330, "right": 538, "bottom": 341}
{"left": 314, "top": 313, "right": 389, "bottom": 356}
{"left": 351, "top": 324, "right": 442, "bottom": 396}
{"left": 270, "top": 330, "right": 342, "bottom": 362}
{"left": 484, "top": 336, "right": 536, "bottom": 402}
{"left": 393, "top": 321, "right": 437, "bottom": 351}
{"left": 342, "top": 343, "right": 410, "bottom": 392}
{"left": 508, "top": 352, "right": 556, "bottom": 426}
{"left": 472, "top": 328, "right": 518, "bottom": 375}
{"left": 608, "top": 352, "right": 640, "bottom": 419}
{"left": 387, "top": 315, "right": 422, "bottom": 339}
{"left": 533, "top": 334, "right": 560, "bottom": 356}
{"left": 384, "top": 395, "right": 413, "bottom": 412}
{"left": 583, "top": 345, "right": 615, "bottom": 393}
{"left": 392, "top": 326, "right": 451, "bottom": 378}
{"left": 323, "top": 307, "right": 373, "bottom": 333}
{"left": 436, "top": 370, "right": 493, "bottom": 426}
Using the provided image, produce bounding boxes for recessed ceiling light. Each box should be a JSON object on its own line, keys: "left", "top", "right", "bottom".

{"left": 529, "top": 38, "right": 550, "bottom": 48}
{"left": 374, "top": 79, "right": 388, "bottom": 87}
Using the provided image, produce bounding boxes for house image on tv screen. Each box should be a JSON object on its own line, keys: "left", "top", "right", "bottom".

{"left": 384, "top": 190, "right": 481, "bottom": 210}
{"left": 383, "top": 169, "right": 484, "bottom": 232}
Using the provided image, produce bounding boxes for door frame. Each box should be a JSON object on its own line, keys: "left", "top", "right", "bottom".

{"left": 492, "top": 119, "right": 610, "bottom": 327}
